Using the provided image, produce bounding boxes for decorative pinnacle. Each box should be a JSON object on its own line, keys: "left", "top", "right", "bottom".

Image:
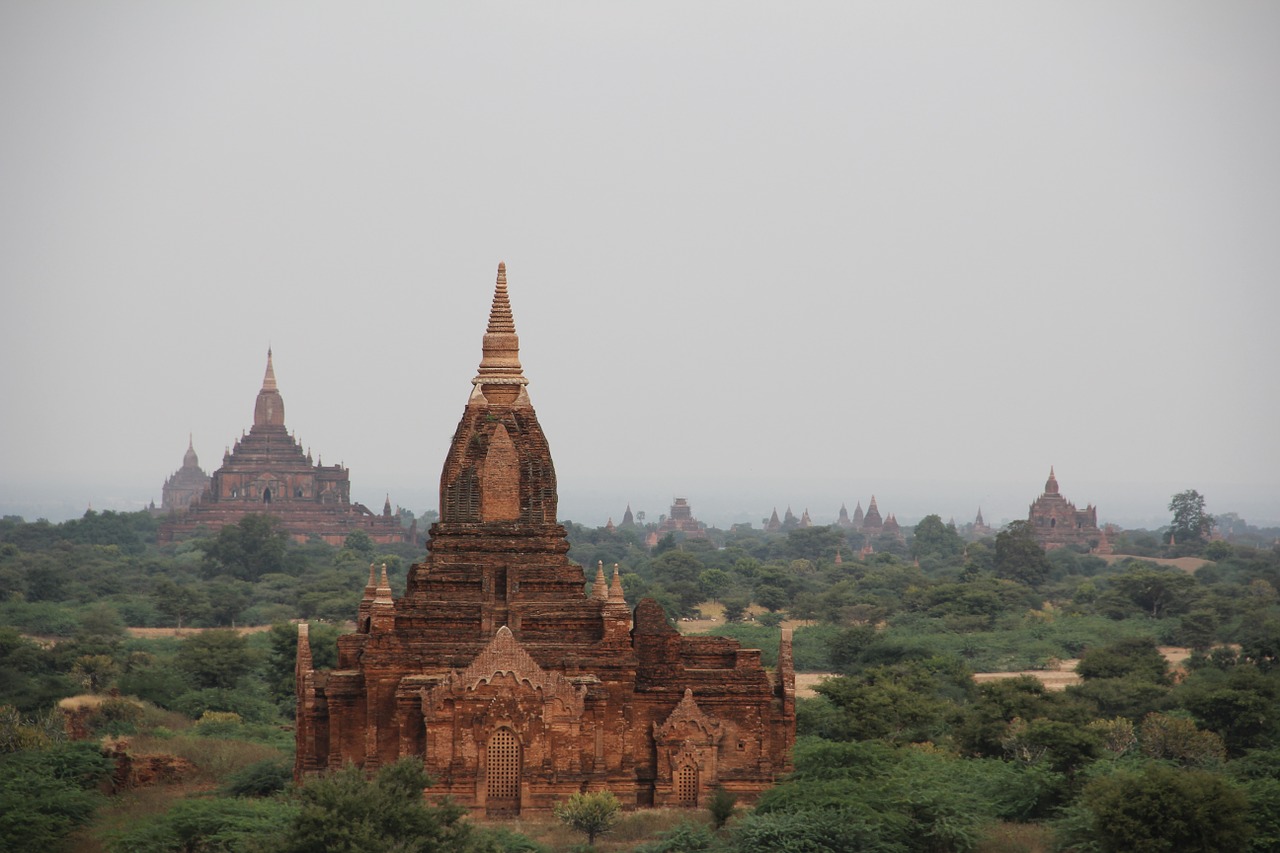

{"left": 374, "top": 563, "right": 394, "bottom": 605}
{"left": 607, "top": 563, "right": 626, "bottom": 604}
{"left": 593, "top": 561, "right": 608, "bottom": 601}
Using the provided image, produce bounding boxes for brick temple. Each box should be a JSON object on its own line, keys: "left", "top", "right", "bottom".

{"left": 159, "top": 435, "right": 210, "bottom": 514}
{"left": 294, "top": 264, "right": 795, "bottom": 814}
{"left": 1027, "top": 467, "right": 1102, "bottom": 550}
{"left": 157, "top": 351, "right": 411, "bottom": 546}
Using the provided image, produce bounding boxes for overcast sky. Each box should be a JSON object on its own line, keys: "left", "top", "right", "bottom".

{"left": 2, "top": 2, "right": 1277, "bottom": 531}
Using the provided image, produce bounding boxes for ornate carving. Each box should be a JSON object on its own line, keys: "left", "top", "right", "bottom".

{"left": 654, "top": 689, "right": 724, "bottom": 743}
{"left": 422, "top": 627, "right": 587, "bottom": 719}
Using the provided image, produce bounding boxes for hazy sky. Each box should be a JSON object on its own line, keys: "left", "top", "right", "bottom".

{"left": 2, "top": 3, "right": 1277, "bottom": 530}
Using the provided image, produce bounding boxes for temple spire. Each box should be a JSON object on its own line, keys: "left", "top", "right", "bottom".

{"left": 262, "top": 348, "right": 278, "bottom": 391}
{"left": 253, "top": 348, "right": 286, "bottom": 427}
{"left": 472, "top": 262, "right": 529, "bottom": 403}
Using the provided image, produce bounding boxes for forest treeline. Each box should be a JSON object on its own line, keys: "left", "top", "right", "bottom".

{"left": 2, "top": 506, "right": 1280, "bottom": 850}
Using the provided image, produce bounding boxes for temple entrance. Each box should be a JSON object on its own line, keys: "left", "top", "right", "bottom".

{"left": 486, "top": 728, "right": 521, "bottom": 816}
{"left": 263, "top": 488, "right": 272, "bottom": 504}
{"left": 674, "top": 764, "right": 698, "bottom": 807}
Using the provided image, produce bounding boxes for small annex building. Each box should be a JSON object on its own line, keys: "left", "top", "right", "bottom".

{"left": 294, "top": 264, "right": 795, "bottom": 815}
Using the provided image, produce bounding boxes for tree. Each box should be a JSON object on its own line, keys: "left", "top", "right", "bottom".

{"left": 697, "top": 568, "right": 732, "bottom": 602}
{"left": 343, "top": 529, "right": 375, "bottom": 558}
{"left": 200, "top": 514, "right": 289, "bottom": 582}
{"left": 553, "top": 790, "right": 621, "bottom": 846}
{"left": 1169, "top": 489, "right": 1213, "bottom": 544}
{"left": 994, "top": 521, "right": 1051, "bottom": 586}
{"left": 1139, "top": 712, "right": 1226, "bottom": 765}
{"left": 70, "top": 655, "right": 119, "bottom": 694}
{"left": 152, "top": 577, "right": 210, "bottom": 629}
{"left": 174, "top": 629, "right": 255, "bottom": 690}
{"left": 1060, "top": 764, "right": 1250, "bottom": 851}
{"left": 910, "top": 515, "right": 964, "bottom": 562}
{"left": 265, "top": 759, "right": 479, "bottom": 853}
{"left": 1076, "top": 638, "right": 1171, "bottom": 684}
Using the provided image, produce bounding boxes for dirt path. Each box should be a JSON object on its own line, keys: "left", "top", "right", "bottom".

{"left": 124, "top": 625, "right": 277, "bottom": 638}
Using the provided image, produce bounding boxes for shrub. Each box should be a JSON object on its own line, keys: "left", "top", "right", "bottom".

{"left": 707, "top": 785, "right": 738, "bottom": 829}
{"left": 108, "top": 796, "right": 298, "bottom": 853}
{"left": 221, "top": 758, "right": 292, "bottom": 797}
{"left": 553, "top": 790, "right": 622, "bottom": 846}
{"left": 635, "top": 820, "right": 716, "bottom": 852}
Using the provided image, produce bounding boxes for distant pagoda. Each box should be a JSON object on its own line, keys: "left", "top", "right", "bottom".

{"left": 1027, "top": 467, "right": 1101, "bottom": 551}
{"left": 159, "top": 435, "right": 210, "bottom": 514}
{"left": 158, "top": 350, "right": 411, "bottom": 546}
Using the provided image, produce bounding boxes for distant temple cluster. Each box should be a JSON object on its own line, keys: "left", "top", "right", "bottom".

{"left": 155, "top": 351, "right": 412, "bottom": 546}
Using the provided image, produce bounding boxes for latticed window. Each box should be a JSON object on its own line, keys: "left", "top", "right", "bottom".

{"left": 487, "top": 729, "right": 521, "bottom": 811}
{"left": 674, "top": 764, "right": 698, "bottom": 807}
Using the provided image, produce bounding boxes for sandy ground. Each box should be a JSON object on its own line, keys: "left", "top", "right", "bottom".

{"left": 1098, "top": 554, "right": 1210, "bottom": 573}
{"left": 124, "top": 625, "right": 276, "bottom": 638}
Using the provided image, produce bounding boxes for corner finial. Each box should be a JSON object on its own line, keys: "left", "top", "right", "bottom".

{"left": 374, "top": 563, "right": 393, "bottom": 604}
{"left": 593, "top": 561, "right": 608, "bottom": 600}
{"left": 607, "top": 563, "right": 626, "bottom": 603}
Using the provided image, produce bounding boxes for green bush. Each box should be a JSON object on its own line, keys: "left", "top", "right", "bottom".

{"left": 108, "top": 796, "right": 299, "bottom": 853}
{"left": 221, "top": 758, "right": 292, "bottom": 797}
{"left": 1054, "top": 763, "right": 1251, "bottom": 851}
{"left": 635, "top": 820, "right": 716, "bottom": 852}
{"left": 0, "top": 741, "right": 113, "bottom": 852}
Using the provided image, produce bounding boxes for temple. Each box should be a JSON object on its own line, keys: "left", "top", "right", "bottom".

{"left": 157, "top": 351, "right": 412, "bottom": 546}
{"left": 159, "top": 435, "right": 210, "bottom": 513}
{"left": 1027, "top": 467, "right": 1102, "bottom": 551}
{"left": 651, "top": 497, "right": 708, "bottom": 542}
{"left": 294, "top": 264, "right": 795, "bottom": 814}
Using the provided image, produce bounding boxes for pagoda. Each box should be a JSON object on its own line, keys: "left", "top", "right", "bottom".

{"left": 159, "top": 435, "right": 210, "bottom": 513}
{"left": 294, "top": 264, "right": 794, "bottom": 814}
{"left": 1027, "top": 467, "right": 1101, "bottom": 551}
{"left": 158, "top": 350, "right": 411, "bottom": 546}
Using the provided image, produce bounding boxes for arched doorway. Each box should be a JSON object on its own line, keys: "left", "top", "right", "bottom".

{"left": 673, "top": 763, "right": 698, "bottom": 807}
{"left": 263, "top": 487, "right": 272, "bottom": 504}
{"left": 486, "top": 728, "right": 521, "bottom": 816}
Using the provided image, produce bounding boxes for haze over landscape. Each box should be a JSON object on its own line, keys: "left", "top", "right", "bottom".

{"left": 2, "top": 3, "right": 1277, "bottom": 530}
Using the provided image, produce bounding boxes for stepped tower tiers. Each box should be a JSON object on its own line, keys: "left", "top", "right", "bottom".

{"left": 159, "top": 434, "right": 211, "bottom": 513}
{"left": 158, "top": 350, "right": 411, "bottom": 546}
{"left": 295, "top": 264, "right": 795, "bottom": 815}
{"left": 1027, "top": 466, "right": 1101, "bottom": 551}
